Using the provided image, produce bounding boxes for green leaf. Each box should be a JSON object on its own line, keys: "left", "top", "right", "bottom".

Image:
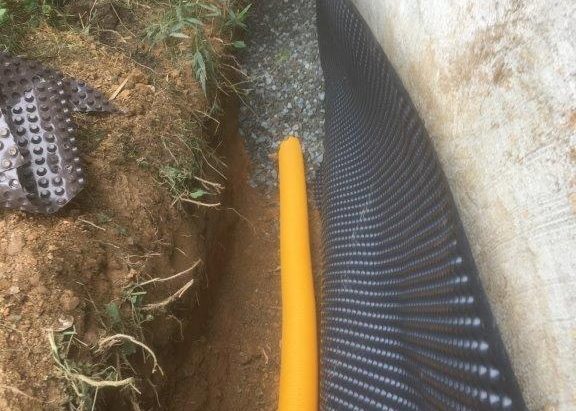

{"left": 232, "top": 40, "right": 246, "bottom": 49}
{"left": 24, "top": 0, "right": 38, "bottom": 12}
{"left": 169, "top": 32, "right": 190, "bottom": 39}
{"left": 41, "top": 4, "right": 52, "bottom": 16}
{"left": 192, "top": 50, "right": 207, "bottom": 95}
{"left": 184, "top": 17, "right": 203, "bottom": 26}
{"left": 190, "top": 189, "right": 209, "bottom": 199}
{"left": 198, "top": 3, "right": 221, "bottom": 17}
{"left": 105, "top": 303, "right": 122, "bottom": 326}
{"left": 238, "top": 4, "right": 252, "bottom": 19}
{"left": 0, "top": 6, "right": 8, "bottom": 25}
{"left": 130, "top": 290, "right": 147, "bottom": 306}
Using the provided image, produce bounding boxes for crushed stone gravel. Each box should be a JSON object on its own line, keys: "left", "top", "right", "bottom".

{"left": 239, "top": 0, "right": 325, "bottom": 189}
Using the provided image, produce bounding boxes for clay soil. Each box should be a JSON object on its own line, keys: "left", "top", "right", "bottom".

{"left": 0, "top": 3, "right": 218, "bottom": 410}
{"left": 0, "top": 2, "right": 323, "bottom": 411}
{"left": 162, "top": 125, "right": 323, "bottom": 411}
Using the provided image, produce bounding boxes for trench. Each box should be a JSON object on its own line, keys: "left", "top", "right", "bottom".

{"left": 140, "top": 0, "right": 526, "bottom": 409}
{"left": 167, "top": 101, "right": 284, "bottom": 411}
{"left": 150, "top": 1, "right": 324, "bottom": 409}
{"left": 149, "top": 98, "right": 322, "bottom": 411}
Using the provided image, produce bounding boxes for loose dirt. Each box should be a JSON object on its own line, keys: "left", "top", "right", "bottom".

{"left": 163, "top": 125, "right": 323, "bottom": 411}
{"left": 0, "top": 2, "right": 323, "bottom": 410}
{"left": 0, "top": 5, "right": 216, "bottom": 410}
{"left": 167, "top": 131, "right": 282, "bottom": 411}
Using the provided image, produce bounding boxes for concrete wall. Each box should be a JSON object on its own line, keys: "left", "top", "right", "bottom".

{"left": 350, "top": 1, "right": 576, "bottom": 409}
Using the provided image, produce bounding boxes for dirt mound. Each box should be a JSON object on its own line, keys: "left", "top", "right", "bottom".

{"left": 0, "top": 1, "right": 232, "bottom": 408}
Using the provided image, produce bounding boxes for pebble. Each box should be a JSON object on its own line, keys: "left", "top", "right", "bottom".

{"left": 240, "top": 0, "right": 325, "bottom": 190}
{"left": 60, "top": 290, "right": 81, "bottom": 312}
{"left": 8, "top": 285, "right": 20, "bottom": 295}
{"left": 6, "top": 231, "right": 25, "bottom": 256}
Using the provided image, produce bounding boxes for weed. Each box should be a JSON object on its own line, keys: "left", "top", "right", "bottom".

{"left": 144, "top": 0, "right": 251, "bottom": 99}
{"left": 0, "top": 5, "right": 7, "bottom": 25}
{"left": 50, "top": 261, "right": 201, "bottom": 410}
{"left": 0, "top": 0, "right": 63, "bottom": 51}
{"left": 49, "top": 329, "right": 138, "bottom": 411}
{"left": 144, "top": 1, "right": 248, "bottom": 206}
{"left": 96, "top": 213, "right": 112, "bottom": 225}
{"left": 157, "top": 120, "right": 224, "bottom": 205}
{"left": 144, "top": 1, "right": 205, "bottom": 44}
{"left": 224, "top": 3, "right": 250, "bottom": 30}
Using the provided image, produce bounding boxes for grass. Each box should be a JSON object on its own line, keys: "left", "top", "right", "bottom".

{"left": 0, "top": 0, "right": 63, "bottom": 51}
{"left": 49, "top": 329, "right": 137, "bottom": 411}
{"left": 160, "top": 165, "right": 209, "bottom": 201}
{"left": 50, "top": 261, "right": 202, "bottom": 410}
{"left": 145, "top": 0, "right": 250, "bottom": 99}
{"left": 0, "top": 3, "right": 244, "bottom": 405}
{"left": 143, "top": 0, "right": 250, "bottom": 207}
{"left": 157, "top": 119, "right": 225, "bottom": 207}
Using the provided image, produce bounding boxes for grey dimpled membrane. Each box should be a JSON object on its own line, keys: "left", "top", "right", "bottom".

{"left": 316, "top": 0, "right": 527, "bottom": 410}
{"left": 0, "top": 53, "right": 114, "bottom": 214}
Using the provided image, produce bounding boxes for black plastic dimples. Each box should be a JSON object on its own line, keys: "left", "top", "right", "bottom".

{"left": 316, "top": 1, "right": 527, "bottom": 410}
{"left": 0, "top": 52, "right": 115, "bottom": 214}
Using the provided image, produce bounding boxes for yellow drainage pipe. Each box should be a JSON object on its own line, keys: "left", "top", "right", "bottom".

{"left": 278, "top": 136, "right": 318, "bottom": 411}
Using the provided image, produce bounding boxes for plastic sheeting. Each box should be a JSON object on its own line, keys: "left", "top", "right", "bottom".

{"left": 316, "top": 0, "right": 526, "bottom": 409}
{"left": 0, "top": 53, "right": 114, "bottom": 214}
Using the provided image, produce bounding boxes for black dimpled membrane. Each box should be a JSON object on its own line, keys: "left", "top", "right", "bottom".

{"left": 316, "top": 1, "right": 526, "bottom": 410}
{"left": 0, "top": 53, "right": 114, "bottom": 214}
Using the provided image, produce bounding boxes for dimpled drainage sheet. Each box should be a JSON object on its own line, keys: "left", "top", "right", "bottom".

{"left": 315, "top": 0, "right": 527, "bottom": 410}
{"left": 0, "top": 53, "right": 114, "bottom": 214}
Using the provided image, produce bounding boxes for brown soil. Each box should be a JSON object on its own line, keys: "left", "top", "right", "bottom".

{"left": 0, "top": 3, "right": 323, "bottom": 411}
{"left": 0, "top": 8, "right": 214, "bottom": 411}
{"left": 161, "top": 122, "right": 323, "bottom": 411}
{"left": 167, "top": 132, "right": 282, "bottom": 411}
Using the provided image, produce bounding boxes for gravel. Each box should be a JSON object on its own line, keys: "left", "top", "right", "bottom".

{"left": 239, "top": 0, "right": 325, "bottom": 189}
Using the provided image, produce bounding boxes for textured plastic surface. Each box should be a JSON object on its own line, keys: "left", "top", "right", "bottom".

{"left": 0, "top": 53, "right": 114, "bottom": 214}
{"left": 316, "top": 0, "right": 527, "bottom": 410}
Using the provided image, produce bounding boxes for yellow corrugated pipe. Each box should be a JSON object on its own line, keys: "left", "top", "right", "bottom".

{"left": 278, "top": 136, "right": 318, "bottom": 411}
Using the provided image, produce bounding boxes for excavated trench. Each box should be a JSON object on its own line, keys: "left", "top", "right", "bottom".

{"left": 136, "top": 0, "right": 526, "bottom": 409}
{"left": 168, "top": 100, "right": 284, "bottom": 410}
{"left": 153, "top": 100, "right": 323, "bottom": 411}
{"left": 152, "top": 1, "right": 325, "bottom": 409}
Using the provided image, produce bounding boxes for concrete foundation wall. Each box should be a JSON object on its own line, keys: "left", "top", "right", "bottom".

{"left": 350, "top": 1, "right": 576, "bottom": 409}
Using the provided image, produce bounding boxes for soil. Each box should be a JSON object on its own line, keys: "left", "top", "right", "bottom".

{"left": 0, "top": 2, "right": 323, "bottom": 411}
{"left": 167, "top": 131, "right": 282, "bottom": 411}
{"left": 163, "top": 118, "right": 323, "bottom": 411}
{"left": 0, "top": 7, "right": 212, "bottom": 411}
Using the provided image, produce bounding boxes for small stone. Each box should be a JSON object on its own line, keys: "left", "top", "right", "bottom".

{"left": 35, "top": 286, "right": 49, "bottom": 295}
{"left": 7, "top": 314, "right": 21, "bottom": 322}
{"left": 239, "top": 0, "right": 324, "bottom": 189}
{"left": 60, "top": 290, "right": 80, "bottom": 312}
{"left": 6, "top": 231, "right": 25, "bottom": 256}
{"left": 53, "top": 315, "right": 74, "bottom": 332}
{"left": 26, "top": 232, "right": 38, "bottom": 242}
